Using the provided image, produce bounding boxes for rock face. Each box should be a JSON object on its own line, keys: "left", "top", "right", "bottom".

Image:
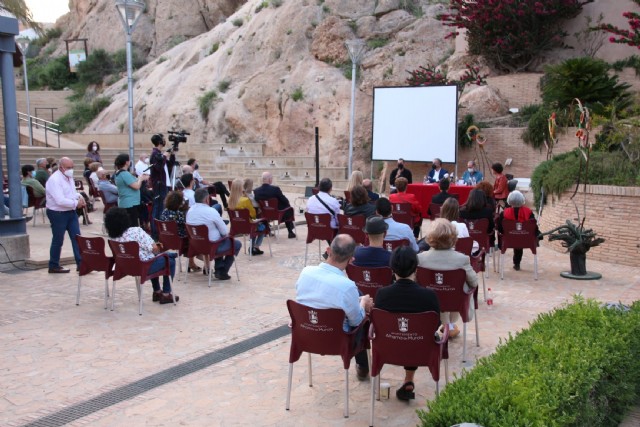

{"left": 70, "top": 0, "right": 455, "bottom": 169}
{"left": 458, "top": 86, "right": 509, "bottom": 120}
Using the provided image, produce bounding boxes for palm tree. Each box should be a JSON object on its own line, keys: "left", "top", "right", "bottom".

{"left": 0, "top": 0, "right": 43, "bottom": 34}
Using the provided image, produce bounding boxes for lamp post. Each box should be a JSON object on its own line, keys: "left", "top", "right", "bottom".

{"left": 115, "top": 0, "right": 145, "bottom": 167}
{"left": 345, "top": 39, "right": 366, "bottom": 177}
{"left": 16, "top": 37, "right": 33, "bottom": 147}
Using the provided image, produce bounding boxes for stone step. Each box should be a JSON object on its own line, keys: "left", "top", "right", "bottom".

{"left": 186, "top": 144, "right": 264, "bottom": 156}
{"left": 202, "top": 156, "right": 317, "bottom": 168}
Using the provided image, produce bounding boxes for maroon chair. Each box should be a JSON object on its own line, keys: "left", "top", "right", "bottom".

{"left": 258, "top": 197, "right": 297, "bottom": 240}
{"left": 382, "top": 238, "right": 409, "bottom": 252}
{"left": 454, "top": 236, "right": 474, "bottom": 256}
{"left": 416, "top": 267, "right": 478, "bottom": 363}
{"left": 76, "top": 236, "right": 114, "bottom": 309}
{"left": 368, "top": 309, "right": 449, "bottom": 426}
{"left": 285, "top": 300, "right": 369, "bottom": 418}
{"left": 74, "top": 179, "right": 84, "bottom": 191}
{"left": 185, "top": 224, "right": 240, "bottom": 286}
{"left": 428, "top": 203, "right": 442, "bottom": 221}
{"left": 470, "top": 249, "right": 487, "bottom": 303}
{"left": 346, "top": 264, "right": 394, "bottom": 300}
{"left": 304, "top": 212, "right": 335, "bottom": 266}
{"left": 343, "top": 190, "right": 352, "bottom": 204}
{"left": 464, "top": 218, "right": 495, "bottom": 274}
{"left": 391, "top": 202, "right": 414, "bottom": 229}
{"left": 227, "top": 208, "right": 272, "bottom": 259}
{"left": 107, "top": 240, "right": 176, "bottom": 315}
{"left": 499, "top": 219, "right": 538, "bottom": 280}
{"left": 337, "top": 214, "right": 367, "bottom": 246}
{"left": 154, "top": 219, "right": 188, "bottom": 280}
{"left": 87, "top": 178, "right": 100, "bottom": 201}
{"left": 97, "top": 190, "right": 117, "bottom": 214}
{"left": 25, "top": 185, "right": 46, "bottom": 226}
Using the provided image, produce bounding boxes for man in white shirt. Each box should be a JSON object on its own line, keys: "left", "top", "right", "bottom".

{"left": 45, "top": 157, "right": 85, "bottom": 273}
{"left": 186, "top": 188, "right": 241, "bottom": 280}
{"left": 134, "top": 154, "right": 149, "bottom": 177}
{"left": 306, "top": 178, "right": 341, "bottom": 229}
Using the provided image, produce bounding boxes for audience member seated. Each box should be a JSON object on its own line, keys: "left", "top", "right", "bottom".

{"left": 254, "top": 171, "right": 296, "bottom": 238}
{"left": 295, "top": 234, "right": 374, "bottom": 381}
{"left": 375, "top": 246, "right": 440, "bottom": 401}
{"left": 460, "top": 188, "right": 495, "bottom": 246}
{"left": 389, "top": 177, "right": 423, "bottom": 238}
{"left": 243, "top": 178, "right": 260, "bottom": 209}
{"left": 181, "top": 173, "right": 196, "bottom": 207}
{"left": 34, "top": 158, "right": 50, "bottom": 187}
{"left": 21, "top": 164, "right": 45, "bottom": 198}
{"left": 491, "top": 162, "right": 509, "bottom": 203}
{"left": 346, "top": 170, "right": 364, "bottom": 193}
{"left": 376, "top": 198, "right": 419, "bottom": 253}
{"left": 87, "top": 162, "right": 102, "bottom": 189}
{"left": 97, "top": 169, "right": 118, "bottom": 205}
{"left": 307, "top": 177, "right": 341, "bottom": 230}
{"left": 440, "top": 197, "right": 478, "bottom": 253}
{"left": 186, "top": 158, "right": 230, "bottom": 208}
{"left": 160, "top": 190, "right": 200, "bottom": 272}
{"left": 344, "top": 185, "right": 376, "bottom": 218}
{"left": 363, "top": 178, "right": 379, "bottom": 202}
{"left": 186, "top": 188, "right": 241, "bottom": 280}
{"left": 417, "top": 219, "right": 478, "bottom": 338}
{"left": 497, "top": 190, "right": 541, "bottom": 272}
{"left": 228, "top": 178, "right": 266, "bottom": 256}
{"left": 105, "top": 207, "right": 179, "bottom": 304}
{"left": 430, "top": 178, "right": 454, "bottom": 205}
{"left": 475, "top": 181, "right": 497, "bottom": 214}
{"left": 352, "top": 216, "right": 391, "bottom": 267}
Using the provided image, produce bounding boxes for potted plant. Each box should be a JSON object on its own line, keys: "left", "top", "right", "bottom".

{"left": 543, "top": 219, "right": 605, "bottom": 279}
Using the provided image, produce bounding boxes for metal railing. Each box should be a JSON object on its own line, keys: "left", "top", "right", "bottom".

{"left": 17, "top": 112, "right": 61, "bottom": 148}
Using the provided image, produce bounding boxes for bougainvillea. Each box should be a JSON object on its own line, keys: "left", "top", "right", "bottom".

{"left": 595, "top": 0, "right": 640, "bottom": 48}
{"left": 406, "top": 63, "right": 488, "bottom": 90}
{"left": 438, "top": 0, "right": 589, "bottom": 72}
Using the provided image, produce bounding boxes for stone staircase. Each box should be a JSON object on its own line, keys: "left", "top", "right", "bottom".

{"left": 0, "top": 90, "right": 72, "bottom": 141}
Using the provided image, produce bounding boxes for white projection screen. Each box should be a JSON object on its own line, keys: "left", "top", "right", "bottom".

{"left": 371, "top": 85, "right": 458, "bottom": 163}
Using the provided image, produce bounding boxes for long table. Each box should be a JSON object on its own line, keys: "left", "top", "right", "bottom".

{"left": 407, "top": 183, "right": 474, "bottom": 217}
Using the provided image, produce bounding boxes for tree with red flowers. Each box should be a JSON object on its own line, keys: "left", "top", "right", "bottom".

{"left": 406, "top": 63, "right": 488, "bottom": 90}
{"left": 438, "top": 0, "right": 590, "bottom": 72}
{"left": 595, "top": 0, "right": 640, "bottom": 48}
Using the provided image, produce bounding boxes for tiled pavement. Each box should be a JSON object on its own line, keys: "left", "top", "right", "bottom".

{"left": 2, "top": 199, "right": 639, "bottom": 426}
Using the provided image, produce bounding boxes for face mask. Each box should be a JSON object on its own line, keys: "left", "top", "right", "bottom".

{"left": 92, "top": 145, "right": 98, "bottom": 152}
{"left": 468, "top": 168, "right": 474, "bottom": 173}
{"left": 64, "top": 169, "right": 74, "bottom": 178}
{"left": 397, "top": 163, "right": 403, "bottom": 169}
{"left": 31, "top": 171, "right": 36, "bottom": 178}
{"left": 195, "top": 164, "right": 199, "bottom": 170}
{"left": 144, "top": 158, "right": 150, "bottom": 164}
{"left": 432, "top": 164, "right": 437, "bottom": 170}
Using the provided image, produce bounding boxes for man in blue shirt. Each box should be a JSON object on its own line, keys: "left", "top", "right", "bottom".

{"left": 296, "top": 234, "right": 374, "bottom": 380}
{"left": 376, "top": 198, "right": 419, "bottom": 252}
{"left": 353, "top": 216, "right": 391, "bottom": 267}
{"left": 461, "top": 160, "right": 483, "bottom": 185}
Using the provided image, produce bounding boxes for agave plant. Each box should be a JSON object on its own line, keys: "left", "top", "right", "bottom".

{"left": 543, "top": 220, "right": 605, "bottom": 276}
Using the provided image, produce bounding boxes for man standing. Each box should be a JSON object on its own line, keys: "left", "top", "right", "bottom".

{"left": 363, "top": 178, "right": 379, "bottom": 202}
{"left": 186, "top": 188, "right": 241, "bottom": 280}
{"left": 462, "top": 160, "right": 483, "bottom": 185}
{"left": 306, "top": 177, "right": 341, "bottom": 230}
{"left": 149, "top": 134, "right": 176, "bottom": 238}
{"left": 253, "top": 171, "right": 296, "bottom": 238}
{"left": 34, "top": 158, "right": 50, "bottom": 187}
{"left": 296, "top": 234, "right": 374, "bottom": 380}
{"left": 352, "top": 216, "right": 391, "bottom": 267}
{"left": 45, "top": 157, "right": 84, "bottom": 273}
{"left": 389, "top": 158, "right": 412, "bottom": 193}
{"left": 426, "top": 158, "right": 449, "bottom": 183}
{"left": 376, "top": 197, "right": 419, "bottom": 252}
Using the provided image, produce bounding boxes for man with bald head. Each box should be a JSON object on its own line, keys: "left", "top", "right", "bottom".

{"left": 45, "top": 157, "right": 85, "bottom": 273}
{"left": 253, "top": 171, "right": 296, "bottom": 238}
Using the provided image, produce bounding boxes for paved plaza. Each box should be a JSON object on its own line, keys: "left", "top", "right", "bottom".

{"left": 1, "top": 199, "right": 640, "bottom": 426}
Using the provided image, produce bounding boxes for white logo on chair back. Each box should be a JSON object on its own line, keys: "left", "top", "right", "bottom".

{"left": 314, "top": 215, "right": 319, "bottom": 224}
{"left": 395, "top": 204, "right": 400, "bottom": 210}
{"left": 347, "top": 217, "right": 353, "bottom": 226}
{"left": 469, "top": 222, "right": 475, "bottom": 230}
{"left": 516, "top": 222, "right": 522, "bottom": 231}
{"left": 234, "top": 211, "right": 239, "bottom": 218}
{"left": 86, "top": 240, "right": 92, "bottom": 250}
{"left": 363, "top": 270, "right": 371, "bottom": 282}
{"left": 265, "top": 201, "right": 270, "bottom": 207}
{"left": 118, "top": 243, "right": 126, "bottom": 254}
{"left": 308, "top": 310, "right": 318, "bottom": 324}
{"left": 385, "top": 243, "right": 392, "bottom": 251}
{"left": 435, "top": 272, "right": 444, "bottom": 285}
{"left": 398, "top": 317, "right": 409, "bottom": 333}
{"left": 162, "top": 223, "right": 167, "bottom": 231}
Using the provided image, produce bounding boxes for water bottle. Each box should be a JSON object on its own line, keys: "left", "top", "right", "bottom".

{"left": 486, "top": 288, "right": 494, "bottom": 309}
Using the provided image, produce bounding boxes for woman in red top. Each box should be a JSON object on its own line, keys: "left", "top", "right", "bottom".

{"left": 491, "top": 162, "right": 509, "bottom": 203}
{"left": 497, "top": 190, "right": 540, "bottom": 271}
{"left": 389, "top": 177, "right": 423, "bottom": 238}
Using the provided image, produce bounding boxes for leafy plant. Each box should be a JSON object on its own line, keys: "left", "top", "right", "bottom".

{"left": 217, "top": 79, "right": 231, "bottom": 93}
{"left": 232, "top": 18, "right": 243, "bottom": 27}
{"left": 291, "top": 86, "right": 304, "bottom": 102}
{"left": 197, "top": 90, "right": 218, "bottom": 120}
{"left": 209, "top": 43, "right": 220, "bottom": 55}
{"left": 255, "top": 1, "right": 269, "bottom": 13}
{"left": 58, "top": 96, "right": 111, "bottom": 133}
{"left": 457, "top": 114, "right": 485, "bottom": 149}
{"left": 28, "top": 56, "right": 76, "bottom": 90}
{"left": 399, "top": 0, "right": 423, "bottom": 18}
{"left": 156, "top": 56, "right": 168, "bottom": 64}
{"left": 271, "top": 0, "right": 283, "bottom": 7}
{"left": 521, "top": 104, "right": 554, "bottom": 149}
{"left": 406, "top": 63, "right": 488, "bottom": 92}
{"left": 438, "top": 0, "right": 587, "bottom": 72}
{"left": 367, "top": 37, "right": 389, "bottom": 49}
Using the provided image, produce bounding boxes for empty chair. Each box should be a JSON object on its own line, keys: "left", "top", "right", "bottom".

{"left": 75, "top": 236, "right": 114, "bottom": 309}
{"left": 368, "top": 309, "right": 449, "bottom": 426}
{"left": 345, "top": 264, "right": 393, "bottom": 300}
{"left": 304, "top": 212, "right": 335, "bottom": 266}
{"left": 259, "top": 197, "right": 297, "bottom": 239}
{"left": 285, "top": 300, "right": 369, "bottom": 419}
{"left": 499, "top": 219, "right": 539, "bottom": 280}
{"left": 337, "top": 214, "right": 367, "bottom": 246}
{"left": 227, "top": 208, "right": 272, "bottom": 259}
{"left": 154, "top": 219, "right": 188, "bottom": 280}
{"left": 382, "top": 238, "right": 409, "bottom": 252}
{"left": 416, "top": 267, "right": 478, "bottom": 363}
{"left": 185, "top": 224, "right": 240, "bottom": 286}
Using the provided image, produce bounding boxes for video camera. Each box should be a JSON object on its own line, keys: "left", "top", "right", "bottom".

{"left": 167, "top": 129, "right": 190, "bottom": 152}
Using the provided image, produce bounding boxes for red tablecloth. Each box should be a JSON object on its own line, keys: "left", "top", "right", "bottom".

{"left": 407, "top": 184, "right": 474, "bottom": 217}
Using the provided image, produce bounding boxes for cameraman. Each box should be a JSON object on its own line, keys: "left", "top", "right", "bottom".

{"left": 149, "top": 134, "right": 176, "bottom": 238}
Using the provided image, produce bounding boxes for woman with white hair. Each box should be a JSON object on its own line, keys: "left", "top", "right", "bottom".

{"left": 497, "top": 190, "right": 540, "bottom": 271}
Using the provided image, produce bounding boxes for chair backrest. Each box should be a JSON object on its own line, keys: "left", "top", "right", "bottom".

{"left": 369, "top": 309, "right": 443, "bottom": 378}
{"left": 464, "top": 218, "right": 490, "bottom": 251}
{"left": 454, "top": 237, "right": 474, "bottom": 256}
{"left": 76, "top": 235, "right": 114, "bottom": 277}
{"left": 346, "top": 264, "right": 393, "bottom": 300}
{"left": 154, "top": 219, "right": 184, "bottom": 253}
{"left": 343, "top": 190, "right": 351, "bottom": 204}
{"left": 382, "top": 238, "right": 409, "bottom": 252}
{"left": 107, "top": 240, "right": 143, "bottom": 281}
{"left": 75, "top": 179, "right": 84, "bottom": 191}
{"left": 258, "top": 198, "right": 282, "bottom": 222}
{"left": 305, "top": 212, "right": 334, "bottom": 244}
{"left": 25, "top": 185, "right": 39, "bottom": 208}
{"left": 415, "top": 267, "right": 472, "bottom": 322}
{"left": 501, "top": 219, "right": 538, "bottom": 253}
{"left": 391, "top": 202, "right": 414, "bottom": 228}
{"left": 185, "top": 224, "right": 215, "bottom": 258}
{"left": 429, "top": 203, "right": 442, "bottom": 220}
{"left": 97, "top": 190, "right": 117, "bottom": 214}
{"left": 287, "top": 300, "right": 355, "bottom": 368}
{"left": 87, "top": 178, "right": 100, "bottom": 198}
{"left": 228, "top": 208, "right": 254, "bottom": 236}
{"left": 337, "top": 214, "right": 367, "bottom": 245}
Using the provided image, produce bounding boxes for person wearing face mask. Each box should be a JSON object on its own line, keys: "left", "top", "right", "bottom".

{"left": 186, "top": 158, "right": 230, "bottom": 208}
{"left": 114, "top": 153, "right": 150, "bottom": 228}
{"left": 21, "top": 164, "right": 46, "bottom": 198}
{"left": 426, "top": 158, "right": 449, "bottom": 183}
{"left": 134, "top": 154, "right": 150, "bottom": 177}
{"left": 389, "top": 158, "right": 412, "bottom": 194}
{"left": 149, "top": 134, "right": 176, "bottom": 239}
{"left": 45, "top": 157, "right": 86, "bottom": 273}
{"left": 34, "top": 158, "right": 50, "bottom": 187}
{"left": 85, "top": 141, "right": 102, "bottom": 164}
{"left": 461, "top": 160, "right": 483, "bottom": 185}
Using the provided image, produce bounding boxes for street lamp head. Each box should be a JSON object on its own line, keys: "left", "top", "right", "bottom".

{"left": 15, "top": 37, "right": 31, "bottom": 56}
{"left": 345, "top": 39, "right": 366, "bottom": 65}
{"left": 115, "top": 0, "right": 146, "bottom": 34}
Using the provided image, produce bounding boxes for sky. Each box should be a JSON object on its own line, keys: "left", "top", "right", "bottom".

{"left": 26, "top": 0, "right": 70, "bottom": 23}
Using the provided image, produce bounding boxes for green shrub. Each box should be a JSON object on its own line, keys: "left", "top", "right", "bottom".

{"left": 419, "top": 299, "right": 640, "bottom": 426}
{"left": 217, "top": 79, "right": 231, "bottom": 93}
{"left": 197, "top": 90, "right": 218, "bottom": 119}
{"left": 209, "top": 43, "right": 219, "bottom": 55}
{"left": 232, "top": 18, "right": 243, "bottom": 27}
{"left": 530, "top": 149, "right": 640, "bottom": 209}
{"left": 255, "top": 1, "right": 269, "bottom": 13}
{"left": 271, "top": 0, "right": 283, "bottom": 7}
{"left": 521, "top": 104, "right": 553, "bottom": 149}
{"left": 457, "top": 114, "right": 487, "bottom": 149}
{"left": 29, "top": 56, "right": 76, "bottom": 90}
{"left": 111, "top": 48, "right": 146, "bottom": 71}
{"left": 58, "top": 96, "right": 111, "bottom": 133}
{"left": 76, "top": 49, "right": 114, "bottom": 85}
{"left": 291, "top": 86, "right": 304, "bottom": 101}
{"left": 367, "top": 37, "right": 389, "bottom": 49}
